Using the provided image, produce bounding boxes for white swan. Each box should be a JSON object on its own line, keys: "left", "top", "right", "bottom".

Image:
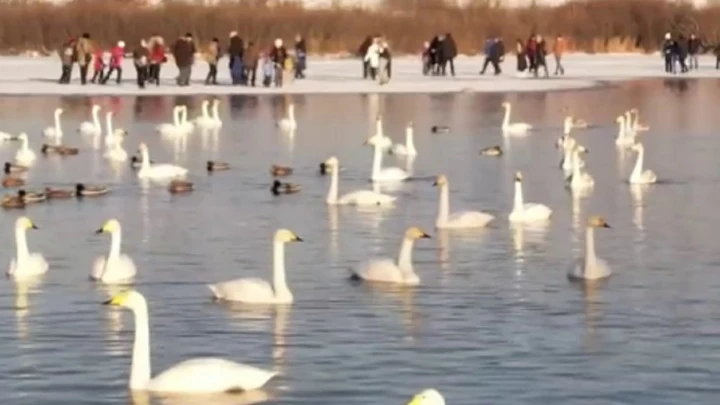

{"left": 567, "top": 216, "right": 612, "bottom": 281}
{"left": 624, "top": 110, "right": 637, "bottom": 137}
{"left": 501, "top": 101, "right": 532, "bottom": 135}
{"left": 565, "top": 146, "right": 594, "bottom": 191}
{"left": 43, "top": 107, "right": 64, "bottom": 138}
{"left": 433, "top": 174, "right": 494, "bottom": 228}
{"left": 156, "top": 106, "right": 183, "bottom": 136}
{"left": 104, "top": 290, "right": 277, "bottom": 392}
{"left": 278, "top": 104, "right": 297, "bottom": 131}
{"left": 91, "top": 219, "right": 136, "bottom": 284}
{"left": 14, "top": 133, "right": 36, "bottom": 166}
{"left": 104, "top": 111, "right": 127, "bottom": 148}
{"left": 324, "top": 156, "right": 396, "bottom": 206}
{"left": 104, "top": 135, "right": 128, "bottom": 162}
{"left": 366, "top": 115, "right": 392, "bottom": 149}
{"left": 177, "top": 105, "right": 195, "bottom": 134}
{"left": 630, "top": 108, "right": 650, "bottom": 132}
{"left": 350, "top": 227, "right": 430, "bottom": 286}
{"left": 208, "top": 229, "right": 301, "bottom": 304}
{"left": 0, "top": 131, "right": 19, "bottom": 141}
{"left": 406, "top": 389, "right": 446, "bottom": 405}
{"left": 136, "top": 143, "right": 188, "bottom": 180}
{"left": 615, "top": 115, "right": 635, "bottom": 147}
{"left": 367, "top": 139, "right": 409, "bottom": 182}
{"left": 193, "top": 100, "right": 216, "bottom": 129}
{"left": 210, "top": 99, "right": 222, "bottom": 128}
{"left": 629, "top": 142, "right": 657, "bottom": 184}
{"left": 6, "top": 217, "right": 48, "bottom": 281}
{"left": 79, "top": 104, "right": 102, "bottom": 135}
{"left": 508, "top": 171, "right": 552, "bottom": 223}
{"left": 390, "top": 122, "right": 417, "bottom": 156}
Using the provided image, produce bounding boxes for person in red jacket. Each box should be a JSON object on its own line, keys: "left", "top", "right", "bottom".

{"left": 148, "top": 35, "right": 166, "bottom": 86}
{"left": 90, "top": 48, "right": 105, "bottom": 84}
{"left": 101, "top": 41, "right": 125, "bottom": 84}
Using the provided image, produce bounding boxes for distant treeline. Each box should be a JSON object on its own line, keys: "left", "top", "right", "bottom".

{"left": 0, "top": 0, "right": 718, "bottom": 55}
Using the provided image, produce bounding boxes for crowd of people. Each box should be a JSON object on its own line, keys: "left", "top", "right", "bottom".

{"left": 660, "top": 32, "right": 715, "bottom": 73}
{"left": 357, "top": 35, "right": 393, "bottom": 85}
{"left": 57, "top": 32, "right": 309, "bottom": 88}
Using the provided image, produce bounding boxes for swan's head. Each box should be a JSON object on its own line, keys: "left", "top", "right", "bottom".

{"left": 575, "top": 145, "right": 589, "bottom": 154}
{"left": 103, "top": 290, "right": 146, "bottom": 310}
{"left": 406, "top": 121, "right": 414, "bottom": 129}
{"left": 501, "top": 101, "right": 510, "bottom": 108}
{"left": 213, "top": 98, "right": 220, "bottom": 106}
{"left": 113, "top": 129, "right": 128, "bottom": 138}
{"left": 202, "top": 100, "right": 210, "bottom": 106}
{"left": 288, "top": 103, "right": 295, "bottom": 112}
{"left": 106, "top": 111, "right": 113, "bottom": 118}
{"left": 54, "top": 108, "right": 63, "bottom": 116}
{"left": 616, "top": 115, "right": 624, "bottom": 123}
{"left": 137, "top": 143, "right": 148, "bottom": 152}
{"left": 630, "top": 107, "right": 639, "bottom": 114}
{"left": 433, "top": 174, "right": 448, "bottom": 187}
{"left": 92, "top": 104, "right": 101, "bottom": 112}
{"left": 588, "top": 216, "right": 611, "bottom": 229}
{"left": 406, "top": 389, "right": 445, "bottom": 405}
{"left": 630, "top": 142, "right": 644, "bottom": 152}
{"left": 15, "top": 216, "right": 38, "bottom": 231}
{"left": 18, "top": 133, "right": 28, "bottom": 141}
{"left": 274, "top": 229, "right": 303, "bottom": 243}
{"left": 405, "top": 226, "right": 431, "bottom": 241}
{"left": 514, "top": 171, "right": 523, "bottom": 182}
{"left": 96, "top": 218, "right": 121, "bottom": 234}
{"left": 323, "top": 156, "right": 339, "bottom": 168}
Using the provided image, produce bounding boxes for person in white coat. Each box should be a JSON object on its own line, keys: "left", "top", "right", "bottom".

{"left": 364, "top": 37, "right": 380, "bottom": 80}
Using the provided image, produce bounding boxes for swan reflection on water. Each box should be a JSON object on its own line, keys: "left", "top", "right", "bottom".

{"left": 130, "top": 388, "right": 272, "bottom": 405}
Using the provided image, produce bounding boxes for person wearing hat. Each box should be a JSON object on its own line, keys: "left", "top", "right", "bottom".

{"left": 269, "top": 38, "right": 287, "bottom": 87}
{"left": 132, "top": 39, "right": 150, "bottom": 89}
{"left": 662, "top": 32, "right": 676, "bottom": 74}
{"left": 74, "top": 33, "right": 93, "bottom": 85}
{"left": 102, "top": 40, "right": 125, "bottom": 84}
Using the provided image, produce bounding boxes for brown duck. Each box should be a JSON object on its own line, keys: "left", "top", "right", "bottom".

{"left": 42, "top": 144, "right": 80, "bottom": 156}
{"left": 270, "top": 164, "right": 293, "bottom": 177}
{"left": 168, "top": 180, "right": 194, "bottom": 194}
{"left": 271, "top": 180, "right": 300, "bottom": 196}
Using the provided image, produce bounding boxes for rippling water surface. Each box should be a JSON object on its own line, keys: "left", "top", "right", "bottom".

{"left": 1, "top": 79, "right": 720, "bottom": 405}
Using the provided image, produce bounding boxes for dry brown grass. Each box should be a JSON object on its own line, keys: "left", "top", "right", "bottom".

{"left": 0, "top": 0, "right": 718, "bottom": 55}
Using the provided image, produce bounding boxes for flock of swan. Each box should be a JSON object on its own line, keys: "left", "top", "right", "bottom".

{"left": 1, "top": 99, "right": 660, "bottom": 405}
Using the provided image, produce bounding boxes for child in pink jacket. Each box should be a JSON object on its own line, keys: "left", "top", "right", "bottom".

{"left": 101, "top": 41, "right": 125, "bottom": 84}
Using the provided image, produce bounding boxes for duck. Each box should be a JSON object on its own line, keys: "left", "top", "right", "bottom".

{"left": 2, "top": 176, "right": 25, "bottom": 188}
{"left": 479, "top": 145, "right": 503, "bottom": 156}
{"left": 629, "top": 142, "right": 657, "bottom": 184}
{"left": 278, "top": 103, "right": 297, "bottom": 131}
{"left": 501, "top": 101, "right": 532, "bottom": 135}
{"left": 20, "top": 189, "right": 47, "bottom": 203}
{"left": 430, "top": 125, "right": 450, "bottom": 134}
{"left": 168, "top": 180, "right": 194, "bottom": 193}
{"left": 1, "top": 191, "right": 26, "bottom": 209}
{"left": 5, "top": 162, "right": 28, "bottom": 174}
{"left": 76, "top": 183, "right": 110, "bottom": 197}
{"left": 207, "top": 160, "right": 230, "bottom": 172}
{"left": 323, "top": 156, "right": 396, "bottom": 206}
{"left": 349, "top": 227, "right": 431, "bottom": 286}
{"left": 208, "top": 229, "right": 302, "bottom": 303}
{"left": 103, "top": 290, "right": 277, "bottom": 393}
{"left": 6, "top": 216, "right": 48, "bottom": 281}
{"left": 270, "top": 164, "right": 293, "bottom": 176}
{"left": 14, "top": 133, "right": 36, "bottom": 166}
{"left": 91, "top": 219, "right": 137, "bottom": 284}
{"left": 271, "top": 180, "right": 300, "bottom": 196}
{"left": 44, "top": 186, "right": 75, "bottom": 199}
{"left": 433, "top": 174, "right": 494, "bottom": 228}
{"left": 508, "top": 171, "right": 552, "bottom": 224}
{"left": 78, "top": 104, "right": 102, "bottom": 135}
{"left": 390, "top": 122, "right": 418, "bottom": 156}
{"left": 406, "top": 389, "right": 446, "bottom": 405}
{"left": 136, "top": 143, "right": 188, "bottom": 180}
{"left": 41, "top": 144, "right": 79, "bottom": 156}
{"left": 43, "top": 107, "right": 64, "bottom": 138}
{"left": 568, "top": 216, "right": 612, "bottom": 281}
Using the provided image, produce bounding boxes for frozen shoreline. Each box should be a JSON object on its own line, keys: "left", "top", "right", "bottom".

{"left": 0, "top": 53, "right": 718, "bottom": 96}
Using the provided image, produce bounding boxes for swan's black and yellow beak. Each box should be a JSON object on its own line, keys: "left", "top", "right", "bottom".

{"left": 95, "top": 228, "right": 104, "bottom": 234}
{"left": 294, "top": 235, "right": 304, "bottom": 242}
{"left": 421, "top": 233, "right": 431, "bottom": 239}
{"left": 602, "top": 223, "right": 611, "bottom": 228}
{"left": 31, "top": 223, "right": 38, "bottom": 229}
{"left": 319, "top": 162, "right": 327, "bottom": 175}
{"left": 432, "top": 180, "right": 438, "bottom": 186}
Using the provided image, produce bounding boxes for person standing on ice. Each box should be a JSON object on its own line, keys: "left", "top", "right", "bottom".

{"left": 552, "top": 34, "right": 566, "bottom": 75}
{"left": 364, "top": 37, "right": 381, "bottom": 80}
{"left": 515, "top": 38, "right": 527, "bottom": 74}
{"left": 442, "top": 33, "right": 457, "bottom": 76}
{"left": 227, "top": 31, "right": 244, "bottom": 85}
{"left": 270, "top": 38, "right": 288, "bottom": 87}
{"left": 58, "top": 38, "right": 75, "bottom": 84}
{"left": 132, "top": 39, "right": 150, "bottom": 89}
{"left": 172, "top": 33, "right": 196, "bottom": 86}
{"left": 148, "top": 35, "right": 166, "bottom": 86}
{"left": 687, "top": 33, "right": 701, "bottom": 70}
{"left": 243, "top": 41, "right": 259, "bottom": 86}
{"left": 676, "top": 34, "right": 689, "bottom": 73}
{"left": 378, "top": 41, "right": 391, "bottom": 85}
{"left": 101, "top": 41, "right": 125, "bottom": 85}
{"left": 533, "top": 35, "right": 549, "bottom": 78}
{"left": 204, "top": 37, "right": 221, "bottom": 85}
{"left": 74, "top": 33, "right": 93, "bottom": 85}
{"left": 357, "top": 35, "right": 373, "bottom": 79}
{"left": 294, "top": 34, "right": 307, "bottom": 79}
{"left": 662, "top": 32, "right": 675, "bottom": 74}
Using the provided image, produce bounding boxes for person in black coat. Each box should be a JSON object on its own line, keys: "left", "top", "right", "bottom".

{"left": 357, "top": 35, "right": 372, "bottom": 79}
{"left": 227, "top": 31, "right": 245, "bottom": 84}
{"left": 687, "top": 33, "right": 701, "bottom": 70}
{"left": 661, "top": 33, "right": 676, "bottom": 73}
{"left": 533, "top": 35, "right": 549, "bottom": 78}
{"left": 441, "top": 33, "right": 457, "bottom": 76}
{"left": 435, "top": 35, "right": 447, "bottom": 75}
{"left": 676, "top": 34, "right": 688, "bottom": 73}
{"left": 294, "top": 34, "right": 307, "bottom": 79}
{"left": 429, "top": 35, "right": 440, "bottom": 75}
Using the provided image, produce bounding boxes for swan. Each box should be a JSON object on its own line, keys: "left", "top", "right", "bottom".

{"left": 91, "top": 219, "right": 137, "bottom": 284}
{"left": 0, "top": 130, "right": 19, "bottom": 141}
{"left": 433, "top": 174, "right": 494, "bottom": 228}
{"left": 14, "top": 133, "right": 36, "bottom": 166}
{"left": 406, "top": 389, "right": 445, "bottom": 405}
{"left": 615, "top": 115, "right": 635, "bottom": 147}
{"left": 508, "top": 171, "right": 552, "bottom": 223}
{"left": 390, "top": 122, "right": 417, "bottom": 156}
{"left": 177, "top": 105, "right": 195, "bottom": 134}
{"left": 210, "top": 99, "right": 222, "bottom": 128}
{"left": 103, "top": 290, "right": 277, "bottom": 392}
{"left": 623, "top": 110, "right": 637, "bottom": 137}
{"left": 104, "top": 135, "right": 128, "bottom": 162}
{"left": 136, "top": 143, "right": 188, "bottom": 180}
{"left": 156, "top": 106, "right": 183, "bottom": 136}
{"left": 367, "top": 139, "right": 409, "bottom": 182}
{"left": 501, "top": 101, "right": 532, "bottom": 135}
{"left": 350, "top": 226, "right": 430, "bottom": 286}
{"left": 323, "top": 156, "right": 396, "bottom": 206}
{"left": 208, "top": 229, "right": 301, "bottom": 304}
{"left": 565, "top": 146, "right": 594, "bottom": 191}
{"left": 278, "top": 104, "right": 297, "bottom": 131}
{"left": 6, "top": 216, "right": 48, "bottom": 281}
{"left": 567, "top": 216, "right": 612, "bottom": 281}
{"left": 366, "top": 115, "right": 392, "bottom": 149}
{"left": 43, "top": 107, "right": 63, "bottom": 138}
{"left": 78, "top": 104, "right": 102, "bottom": 135}
{"left": 629, "top": 142, "right": 657, "bottom": 184}
{"left": 193, "top": 100, "right": 216, "bottom": 129}
{"left": 104, "top": 111, "right": 127, "bottom": 148}
{"left": 630, "top": 108, "right": 650, "bottom": 132}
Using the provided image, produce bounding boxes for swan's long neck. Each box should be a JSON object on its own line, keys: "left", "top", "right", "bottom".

{"left": 502, "top": 105, "right": 511, "bottom": 129}
{"left": 616, "top": 118, "right": 626, "bottom": 140}
{"left": 140, "top": 148, "right": 151, "bottom": 170}
{"left": 563, "top": 118, "right": 572, "bottom": 135}
{"left": 202, "top": 102, "right": 209, "bottom": 119}
{"left": 512, "top": 180, "right": 524, "bottom": 212}
{"left": 54, "top": 111, "right": 61, "bottom": 134}
{"left": 375, "top": 119, "right": 382, "bottom": 136}
{"left": 15, "top": 228, "right": 29, "bottom": 260}
{"left": 572, "top": 151, "right": 581, "bottom": 177}
{"left": 624, "top": 112, "right": 633, "bottom": 133}
{"left": 371, "top": 143, "right": 383, "bottom": 178}
{"left": 584, "top": 227, "right": 597, "bottom": 276}
{"left": 397, "top": 238, "right": 416, "bottom": 272}
{"left": 108, "top": 229, "right": 122, "bottom": 261}
{"left": 272, "top": 241, "right": 292, "bottom": 301}
{"left": 21, "top": 137, "right": 29, "bottom": 151}
{"left": 288, "top": 107, "right": 295, "bottom": 123}
{"left": 437, "top": 184, "right": 450, "bottom": 225}
{"left": 405, "top": 127, "right": 416, "bottom": 154}
{"left": 181, "top": 108, "right": 188, "bottom": 124}
{"left": 92, "top": 109, "right": 100, "bottom": 129}
{"left": 631, "top": 147, "right": 644, "bottom": 178}
{"left": 172, "top": 108, "right": 180, "bottom": 127}
{"left": 106, "top": 114, "right": 114, "bottom": 136}
{"left": 326, "top": 166, "right": 339, "bottom": 204}
{"left": 212, "top": 103, "right": 220, "bottom": 122}
{"left": 130, "top": 301, "right": 152, "bottom": 390}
